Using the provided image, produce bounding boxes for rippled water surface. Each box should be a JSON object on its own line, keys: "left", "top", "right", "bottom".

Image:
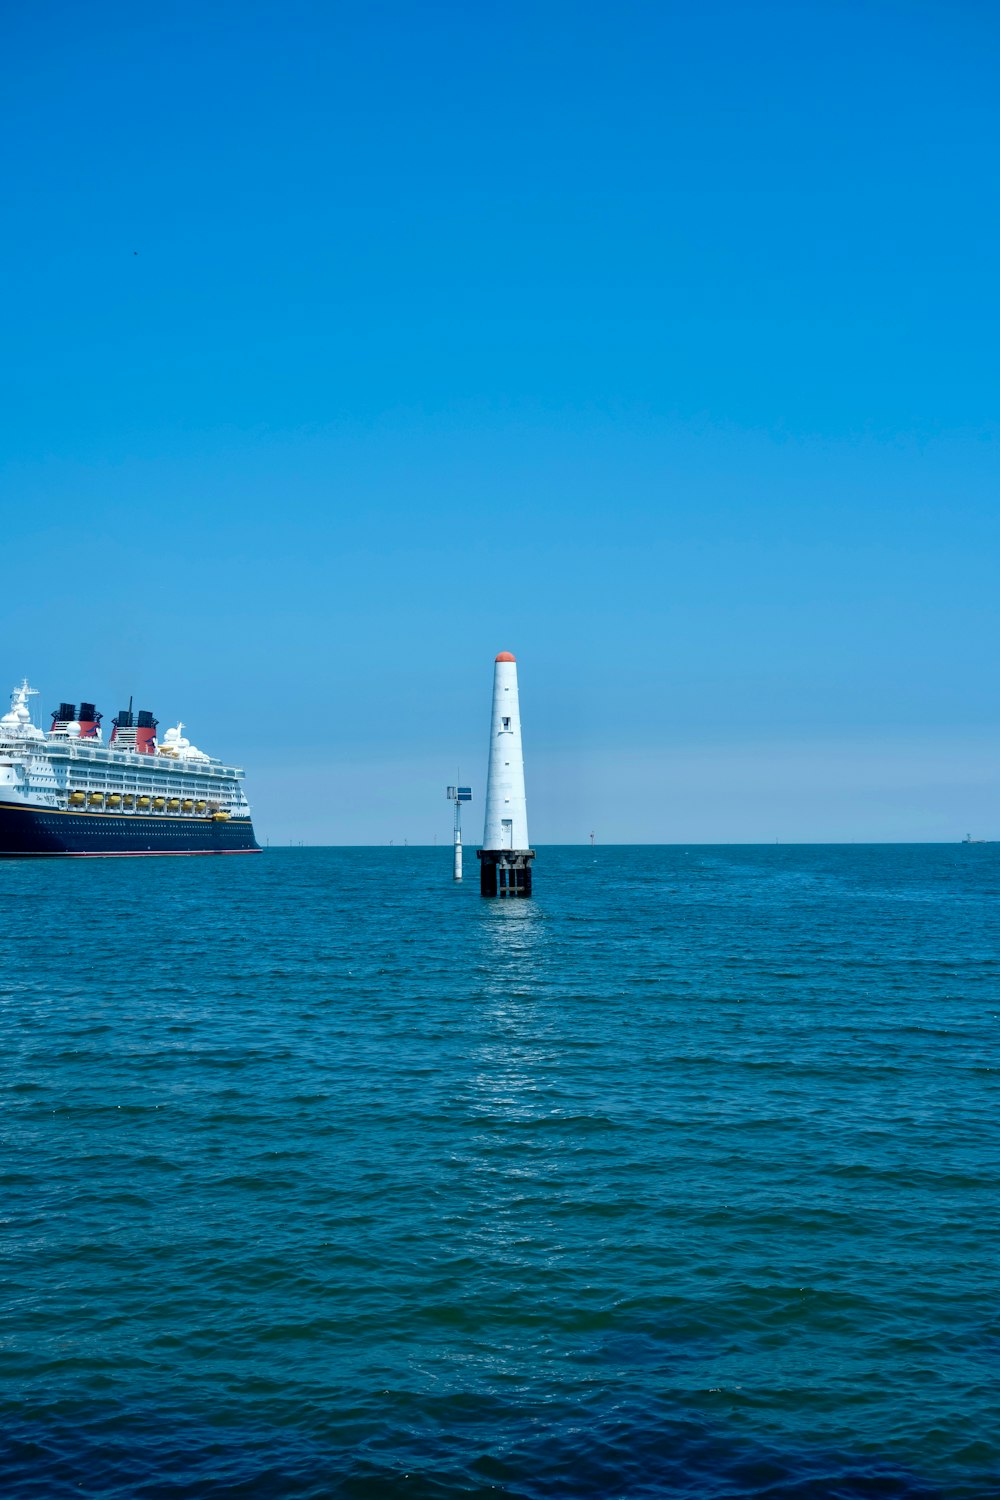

{"left": 2, "top": 845, "right": 998, "bottom": 1498}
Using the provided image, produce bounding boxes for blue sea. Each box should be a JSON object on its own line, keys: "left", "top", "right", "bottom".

{"left": 2, "top": 845, "right": 997, "bottom": 1499}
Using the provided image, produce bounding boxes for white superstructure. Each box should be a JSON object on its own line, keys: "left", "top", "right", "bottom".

{"left": 482, "top": 652, "right": 529, "bottom": 851}
{"left": 0, "top": 680, "right": 251, "bottom": 819}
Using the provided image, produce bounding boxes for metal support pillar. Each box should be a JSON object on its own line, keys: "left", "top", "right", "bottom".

{"left": 477, "top": 848, "right": 535, "bottom": 898}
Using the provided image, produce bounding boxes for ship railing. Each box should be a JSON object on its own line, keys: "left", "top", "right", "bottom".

{"left": 53, "top": 743, "right": 243, "bottom": 777}
{"left": 5, "top": 734, "right": 246, "bottom": 780}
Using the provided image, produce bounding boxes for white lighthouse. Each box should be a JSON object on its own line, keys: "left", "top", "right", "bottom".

{"left": 477, "top": 651, "right": 535, "bottom": 897}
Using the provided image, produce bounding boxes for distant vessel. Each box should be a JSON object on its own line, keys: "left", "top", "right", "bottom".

{"left": 962, "top": 834, "right": 987, "bottom": 845}
{"left": 0, "top": 679, "right": 260, "bottom": 857}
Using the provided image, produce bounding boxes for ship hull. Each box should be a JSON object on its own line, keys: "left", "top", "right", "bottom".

{"left": 0, "top": 802, "right": 260, "bottom": 856}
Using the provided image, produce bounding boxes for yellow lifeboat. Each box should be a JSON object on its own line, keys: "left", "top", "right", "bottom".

{"left": 167, "top": 797, "right": 181, "bottom": 811}
{"left": 123, "top": 794, "right": 134, "bottom": 808}
{"left": 195, "top": 800, "right": 207, "bottom": 813}
{"left": 153, "top": 796, "right": 166, "bottom": 811}
{"left": 107, "top": 794, "right": 122, "bottom": 807}
{"left": 137, "top": 795, "right": 151, "bottom": 809}
{"left": 182, "top": 799, "right": 194, "bottom": 813}
{"left": 69, "top": 791, "right": 85, "bottom": 806}
{"left": 211, "top": 811, "right": 230, "bottom": 822}
{"left": 88, "top": 792, "right": 104, "bottom": 806}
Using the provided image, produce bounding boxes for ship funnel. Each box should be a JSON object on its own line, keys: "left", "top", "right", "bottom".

{"left": 110, "top": 703, "right": 157, "bottom": 752}
{"left": 109, "top": 706, "right": 131, "bottom": 746}
{"left": 77, "top": 701, "right": 102, "bottom": 739}
{"left": 51, "top": 702, "right": 76, "bottom": 731}
{"left": 136, "top": 710, "right": 158, "bottom": 754}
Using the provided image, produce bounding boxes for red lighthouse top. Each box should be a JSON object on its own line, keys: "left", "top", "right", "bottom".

{"left": 495, "top": 651, "right": 516, "bottom": 663}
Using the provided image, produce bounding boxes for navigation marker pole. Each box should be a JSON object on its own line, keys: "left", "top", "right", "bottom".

{"left": 446, "top": 783, "right": 472, "bottom": 881}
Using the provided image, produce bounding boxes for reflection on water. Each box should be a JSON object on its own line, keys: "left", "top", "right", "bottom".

{"left": 467, "top": 899, "right": 551, "bottom": 1131}
{"left": 477, "top": 892, "right": 547, "bottom": 988}
{"left": 460, "top": 890, "right": 596, "bottom": 1321}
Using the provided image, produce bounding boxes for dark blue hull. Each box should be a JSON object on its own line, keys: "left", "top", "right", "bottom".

{"left": 0, "top": 802, "right": 260, "bottom": 856}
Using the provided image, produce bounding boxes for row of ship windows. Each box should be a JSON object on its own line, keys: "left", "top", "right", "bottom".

{"left": 51, "top": 758, "right": 236, "bottom": 774}
{"left": 33, "top": 780, "right": 226, "bottom": 792}
{"left": 75, "top": 775, "right": 239, "bottom": 786}
{"left": 56, "top": 776, "right": 223, "bottom": 784}
{"left": 33, "top": 820, "right": 244, "bottom": 833}
{"left": 55, "top": 769, "right": 237, "bottom": 782}
{"left": 54, "top": 788, "right": 234, "bottom": 797}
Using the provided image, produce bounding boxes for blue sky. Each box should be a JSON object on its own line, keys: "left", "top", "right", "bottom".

{"left": 2, "top": 1, "right": 997, "bottom": 842}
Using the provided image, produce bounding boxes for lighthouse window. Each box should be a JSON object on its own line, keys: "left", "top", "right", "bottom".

{"left": 502, "top": 717, "right": 511, "bottom": 730}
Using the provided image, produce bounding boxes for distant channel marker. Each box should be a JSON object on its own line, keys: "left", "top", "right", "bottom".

{"left": 477, "top": 651, "right": 535, "bottom": 897}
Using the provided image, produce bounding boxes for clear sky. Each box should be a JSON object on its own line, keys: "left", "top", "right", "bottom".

{"left": 2, "top": 1, "right": 997, "bottom": 843}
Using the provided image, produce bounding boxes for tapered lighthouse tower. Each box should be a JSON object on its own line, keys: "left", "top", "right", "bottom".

{"left": 477, "top": 652, "right": 535, "bottom": 897}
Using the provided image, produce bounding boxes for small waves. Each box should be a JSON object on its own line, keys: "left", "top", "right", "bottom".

{"left": 0, "top": 1392, "right": 958, "bottom": 1498}
{"left": 1, "top": 845, "right": 998, "bottom": 1497}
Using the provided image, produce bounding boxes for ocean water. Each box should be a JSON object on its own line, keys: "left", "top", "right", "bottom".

{"left": 1, "top": 844, "right": 998, "bottom": 1500}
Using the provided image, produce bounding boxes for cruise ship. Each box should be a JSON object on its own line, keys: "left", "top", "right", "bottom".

{"left": 0, "top": 679, "right": 260, "bottom": 856}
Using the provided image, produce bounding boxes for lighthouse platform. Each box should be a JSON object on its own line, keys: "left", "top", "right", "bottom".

{"left": 477, "top": 847, "right": 535, "bottom": 897}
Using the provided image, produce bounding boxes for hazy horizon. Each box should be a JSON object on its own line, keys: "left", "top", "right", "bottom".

{"left": 252, "top": 838, "right": 995, "bottom": 848}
